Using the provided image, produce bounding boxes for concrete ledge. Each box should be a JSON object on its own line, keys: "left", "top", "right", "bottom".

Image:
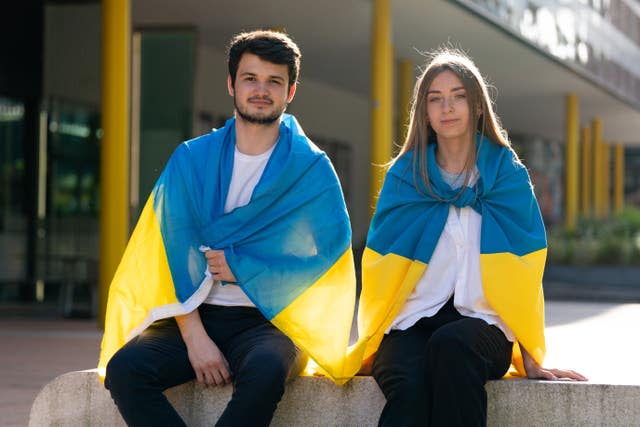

{"left": 30, "top": 370, "right": 640, "bottom": 426}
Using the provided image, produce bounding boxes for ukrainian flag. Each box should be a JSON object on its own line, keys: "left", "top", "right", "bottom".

{"left": 359, "top": 136, "right": 547, "bottom": 375}
{"left": 98, "top": 115, "right": 360, "bottom": 383}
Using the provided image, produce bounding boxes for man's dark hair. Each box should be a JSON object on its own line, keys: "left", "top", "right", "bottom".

{"left": 227, "top": 30, "right": 301, "bottom": 89}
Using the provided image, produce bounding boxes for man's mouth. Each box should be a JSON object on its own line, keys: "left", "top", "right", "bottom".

{"left": 249, "top": 97, "right": 273, "bottom": 106}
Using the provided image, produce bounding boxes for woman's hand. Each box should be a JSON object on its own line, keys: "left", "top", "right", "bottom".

{"left": 205, "top": 250, "right": 237, "bottom": 283}
{"left": 520, "top": 343, "right": 587, "bottom": 381}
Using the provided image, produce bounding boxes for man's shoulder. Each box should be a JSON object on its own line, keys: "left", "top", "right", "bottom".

{"left": 184, "top": 129, "right": 221, "bottom": 150}
{"left": 162, "top": 130, "right": 224, "bottom": 176}
{"left": 291, "top": 132, "right": 323, "bottom": 157}
{"left": 177, "top": 126, "right": 230, "bottom": 162}
{"left": 280, "top": 114, "right": 323, "bottom": 158}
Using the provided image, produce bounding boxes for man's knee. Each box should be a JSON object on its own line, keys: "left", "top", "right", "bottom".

{"left": 235, "top": 341, "right": 301, "bottom": 399}
{"left": 105, "top": 346, "right": 142, "bottom": 395}
{"left": 247, "top": 350, "right": 292, "bottom": 387}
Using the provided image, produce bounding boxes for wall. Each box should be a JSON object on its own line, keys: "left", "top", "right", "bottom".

{"left": 41, "top": 14, "right": 374, "bottom": 246}
{"left": 512, "top": 133, "right": 565, "bottom": 226}
{"left": 44, "top": 3, "right": 101, "bottom": 107}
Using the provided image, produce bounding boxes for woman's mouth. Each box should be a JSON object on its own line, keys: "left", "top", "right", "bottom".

{"left": 440, "top": 118, "right": 458, "bottom": 125}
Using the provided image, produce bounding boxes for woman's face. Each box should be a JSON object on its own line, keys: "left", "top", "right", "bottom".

{"left": 426, "top": 70, "right": 472, "bottom": 145}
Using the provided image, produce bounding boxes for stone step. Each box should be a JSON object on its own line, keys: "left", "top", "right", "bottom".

{"left": 30, "top": 370, "right": 640, "bottom": 426}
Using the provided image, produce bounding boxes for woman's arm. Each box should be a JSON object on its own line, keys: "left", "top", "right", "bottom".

{"left": 519, "top": 343, "right": 587, "bottom": 381}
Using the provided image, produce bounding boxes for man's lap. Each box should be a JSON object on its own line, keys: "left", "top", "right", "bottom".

{"left": 106, "top": 304, "right": 304, "bottom": 389}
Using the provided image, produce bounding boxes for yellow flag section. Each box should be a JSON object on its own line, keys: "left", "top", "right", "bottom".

{"left": 481, "top": 248, "right": 547, "bottom": 375}
{"left": 274, "top": 246, "right": 431, "bottom": 384}
{"left": 98, "top": 195, "right": 185, "bottom": 377}
{"left": 358, "top": 248, "right": 428, "bottom": 361}
{"left": 270, "top": 248, "right": 358, "bottom": 384}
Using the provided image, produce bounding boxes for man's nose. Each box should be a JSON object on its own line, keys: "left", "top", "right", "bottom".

{"left": 255, "top": 81, "right": 269, "bottom": 95}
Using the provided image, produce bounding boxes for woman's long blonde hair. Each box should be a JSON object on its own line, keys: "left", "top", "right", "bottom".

{"left": 397, "top": 48, "right": 514, "bottom": 194}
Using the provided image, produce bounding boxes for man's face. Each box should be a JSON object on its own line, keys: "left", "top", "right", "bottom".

{"left": 228, "top": 53, "right": 296, "bottom": 125}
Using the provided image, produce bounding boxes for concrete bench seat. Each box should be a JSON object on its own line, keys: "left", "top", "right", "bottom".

{"left": 30, "top": 370, "right": 640, "bottom": 426}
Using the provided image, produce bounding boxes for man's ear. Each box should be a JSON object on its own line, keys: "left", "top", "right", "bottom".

{"left": 227, "top": 75, "right": 234, "bottom": 97}
{"left": 287, "top": 82, "right": 297, "bottom": 103}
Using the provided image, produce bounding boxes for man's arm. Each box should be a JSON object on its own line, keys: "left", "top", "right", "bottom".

{"left": 519, "top": 342, "right": 587, "bottom": 381}
{"left": 176, "top": 310, "right": 232, "bottom": 386}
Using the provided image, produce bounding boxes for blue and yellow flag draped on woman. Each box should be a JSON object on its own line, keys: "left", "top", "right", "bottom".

{"left": 359, "top": 136, "right": 547, "bottom": 375}
{"left": 98, "top": 115, "right": 361, "bottom": 383}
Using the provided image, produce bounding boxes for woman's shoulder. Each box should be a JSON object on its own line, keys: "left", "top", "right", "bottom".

{"left": 481, "top": 139, "right": 523, "bottom": 169}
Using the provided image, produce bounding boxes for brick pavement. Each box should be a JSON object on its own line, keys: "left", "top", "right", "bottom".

{"left": 0, "top": 317, "right": 101, "bottom": 427}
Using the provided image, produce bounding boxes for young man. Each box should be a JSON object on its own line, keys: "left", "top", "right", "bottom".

{"left": 101, "top": 30, "right": 357, "bottom": 426}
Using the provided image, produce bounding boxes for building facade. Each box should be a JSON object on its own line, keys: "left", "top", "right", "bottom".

{"left": 2, "top": 0, "right": 640, "bottom": 313}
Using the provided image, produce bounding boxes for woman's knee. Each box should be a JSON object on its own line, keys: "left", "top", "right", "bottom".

{"left": 426, "top": 322, "right": 475, "bottom": 365}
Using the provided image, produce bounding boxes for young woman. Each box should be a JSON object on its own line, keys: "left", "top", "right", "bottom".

{"left": 361, "top": 49, "right": 586, "bottom": 426}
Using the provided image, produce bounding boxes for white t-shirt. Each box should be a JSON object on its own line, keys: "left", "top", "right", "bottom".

{"left": 203, "top": 144, "right": 276, "bottom": 307}
{"left": 389, "top": 166, "right": 515, "bottom": 341}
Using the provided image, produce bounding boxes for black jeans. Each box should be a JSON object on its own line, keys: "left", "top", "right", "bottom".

{"left": 372, "top": 297, "right": 512, "bottom": 427}
{"left": 105, "top": 304, "right": 305, "bottom": 427}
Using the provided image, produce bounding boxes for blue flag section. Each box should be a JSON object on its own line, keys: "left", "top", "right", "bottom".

{"left": 99, "top": 115, "right": 360, "bottom": 383}
{"left": 360, "top": 136, "right": 548, "bottom": 375}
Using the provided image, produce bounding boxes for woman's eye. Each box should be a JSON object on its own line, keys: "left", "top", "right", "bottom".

{"left": 428, "top": 97, "right": 441, "bottom": 103}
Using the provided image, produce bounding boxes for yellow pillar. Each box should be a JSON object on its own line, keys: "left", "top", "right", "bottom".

{"left": 614, "top": 144, "right": 625, "bottom": 215}
{"left": 580, "top": 126, "right": 591, "bottom": 216}
{"left": 397, "top": 59, "right": 414, "bottom": 148}
{"left": 370, "top": 0, "right": 393, "bottom": 217}
{"left": 564, "top": 94, "right": 579, "bottom": 231}
{"left": 602, "top": 141, "right": 611, "bottom": 218}
{"left": 591, "top": 119, "right": 603, "bottom": 218}
{"left": 99, "top": 0, "right": 131, "bottom": 328}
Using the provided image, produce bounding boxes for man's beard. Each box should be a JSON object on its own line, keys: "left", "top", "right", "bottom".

{"left": 234, "top": 96, "right": 285, "bottom": 125}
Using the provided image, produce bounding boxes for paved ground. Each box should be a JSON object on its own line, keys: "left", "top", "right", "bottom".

{"left": 544, "top": 301, "right": 640, "bottom": 385}
{"left": 1, "top": 298, "right": 639, "bottom": 427}
{"left": 0, "top": 316, "right": 101, "bottom": 427}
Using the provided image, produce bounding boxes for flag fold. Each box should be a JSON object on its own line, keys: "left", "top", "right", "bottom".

{"left": 98, "top": 115, "right": 359, "bottom": 383}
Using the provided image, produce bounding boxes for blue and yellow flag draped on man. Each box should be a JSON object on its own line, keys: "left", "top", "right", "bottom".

{"left": 98, "top": 115, "right": 361, "bottom": 383}
{"left": 359, "top": 136, "right": 547, "bottom": 375}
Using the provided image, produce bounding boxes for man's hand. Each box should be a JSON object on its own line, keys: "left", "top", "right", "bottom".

{"left": 205, "top": 250, "right": 237, "bottom": 283}
{"left": 520, "top": 343, "right": 587, "bottom": 381}
{"left": 176, "top": 311, "right": 232, "bottom": 386}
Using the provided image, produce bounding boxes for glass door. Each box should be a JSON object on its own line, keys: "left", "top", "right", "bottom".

{"left": 41, "top": 98, "right": 100, "bottom": 315}
{"left": 0, "top": 97, "right": 28, "bottom": 300}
